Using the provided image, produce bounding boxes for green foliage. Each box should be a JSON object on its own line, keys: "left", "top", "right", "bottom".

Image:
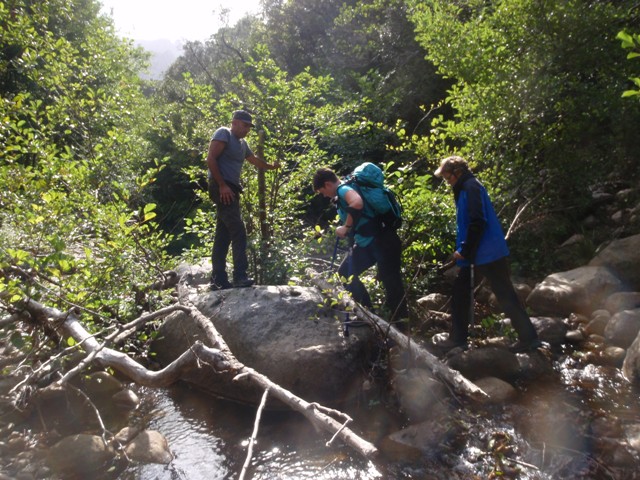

{"left": 618, "top": 30, "right": 640, "bottom": 98}
{"left": 378, "top": 156, "right": 456, "bottom": 290}
{"left": 1, "top": 0, "right": 638, "bottom": 385}
{"left": 0, "top": 0, "right": 173, "bottom": 335}
{"left": 480, "top": 314, "right": 515, "bottom": 341}
{"left": 329, "top": 0, "right": 450, "bottom": 130}
{"left": 146, "top": 0, "right": 456, "bottom": 286}
{"left": 261, "top": 0, "right": 449, "bottom": 135}
{"left": 158, "top": 44, "right": 370, "bottom": 283}
{"left": 261, "top": 0, "right": 357, "bottom": 76}
{"left": 407, "top": 0, "right": 640, "bottom": 276}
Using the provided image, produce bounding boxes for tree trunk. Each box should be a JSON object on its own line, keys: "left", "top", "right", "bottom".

{"left": 308, "top": 270, "right": 489, "bottom": 403}
{"left": 18, "top": 296, "right": 379, "bottom": 459}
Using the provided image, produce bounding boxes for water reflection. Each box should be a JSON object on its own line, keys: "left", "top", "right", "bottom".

{"left": 122, "top": 386, "right": 231, "bottom": 479}
{"left": 121, "top": 384, "right": 385, "bottom": 480}
{"left": 112, "top": 348, "right": 640, "bottom": 480}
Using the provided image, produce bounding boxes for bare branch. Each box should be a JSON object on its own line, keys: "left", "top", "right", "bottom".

{"left": 308, "top": 269, "right": 489, "bottom": 403}
{"left": 17, "top": 295, "right": 379, "bottom": 460}
{"left": 504, "top": 191, "right": 544, "bottom": 241}
{"left": 17, "top": 298, "right": 232, "bottom": 388}
{"left": 183, "top": 41, "right": 225, "bottom": 92}
{"left": 326, "top": 416, "right": 352, "bottom": 447}
{"left": 65, "top": 382, "right": 111, "bottom": 445}
{"left": 218, "top": 31, "right": 246, "bottom": 63}
{"left": 239, "top": 388, "right": 270, "bottom": 480}
{"left": 110, "top": 304, "right": 189, "bottom": 344}
{"left": 0, "top": 312, "right": 22, "bottom": 329}
{"left": 236, "top": 366, "right": 379, "bottom": 458}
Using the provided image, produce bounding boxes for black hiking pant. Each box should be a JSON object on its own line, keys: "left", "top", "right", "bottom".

{"left": 209, "top": 182, "right": 249, "bottom": 284}
{"left": 338, "top": 229, "right": 408, "bottom": 325}
{"left": 451, "top": 256, "right": 538, "bottom": 344}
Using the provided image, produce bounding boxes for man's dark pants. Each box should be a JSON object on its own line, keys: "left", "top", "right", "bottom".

{"left": 209, "top": 183, "right": 249, "bottom": 284}
{"left": 451, "top": 256, "right": 538, "bottom": 344}
{"left": 338, "top": 229, "right": 408, "bottom": 322}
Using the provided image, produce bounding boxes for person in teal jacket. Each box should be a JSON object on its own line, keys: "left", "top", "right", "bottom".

{"left": 313, "top": 167, "right": 408, "bottom": 331}
{"left": 434, "top": 156, "right": 541, "bottom": 353}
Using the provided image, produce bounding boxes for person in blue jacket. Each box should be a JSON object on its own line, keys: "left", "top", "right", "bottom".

{"left": 313, "top": 167, "right": 409, "bottom": 331}
{"left": 434, "top": 156, "right": 541, "bottom": 353}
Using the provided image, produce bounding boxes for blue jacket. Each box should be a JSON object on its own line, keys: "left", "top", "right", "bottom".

{"left": 454, "top": 172, "right": 509, "bottom": 266}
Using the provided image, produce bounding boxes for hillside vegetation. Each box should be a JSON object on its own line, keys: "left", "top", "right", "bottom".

{"left": 1, "top": 0, "right": 640, "bottom": 414}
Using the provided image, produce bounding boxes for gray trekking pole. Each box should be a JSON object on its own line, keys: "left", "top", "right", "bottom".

{"left": 469, "top": 263, "right": 475, "bottom": 330}
{"left": 330, "top": 236, "right": 353, "bottom": 337}
{"left": 343, "top": 242, "right": 355, "bottom": 337}
{"left": 330, "top": 237, "right": 340, "bottom": 271}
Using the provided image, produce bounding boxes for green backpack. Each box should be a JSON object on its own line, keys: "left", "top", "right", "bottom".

{"left": 341, "top": 162, "right": 403, "bottom": 231}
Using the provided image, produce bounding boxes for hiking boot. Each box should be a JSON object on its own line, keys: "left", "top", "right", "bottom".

{"left": 509, "top": 338, "right": 543, "bottom": 353}
{"left": 209, "top": 280, "right": 232, "bottom": 291}
{"left": 233, "top": 277, "right": 254, "bottom": 288}
{"left": 432, "top": 335, "right": 468, "bottom": 354}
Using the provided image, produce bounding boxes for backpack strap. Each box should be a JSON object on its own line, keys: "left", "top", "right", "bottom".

{"left": 336, "top": 183, "right": 382, "bottom": 237}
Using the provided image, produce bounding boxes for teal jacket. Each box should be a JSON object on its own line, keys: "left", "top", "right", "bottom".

{"left": 336, "top": 184, "right": 375, "bottom": 247}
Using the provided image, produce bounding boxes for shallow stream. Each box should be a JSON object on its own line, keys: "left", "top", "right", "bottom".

{"left": 3, "top": 345, "right": 640, "bottom": 479}
{"left": 115, "top": 348, "right": 640, "bottom": 480}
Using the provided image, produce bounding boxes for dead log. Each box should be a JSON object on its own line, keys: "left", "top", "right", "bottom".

{"left": 234, "top": 367, "right": 378, "bottom": 458}
{"left": 17, "top": 297, "right": 379, "bottom": 459}
{"left": 308, "top": 270, "right": 489, "bottom": 403}
{"left": 175, "top": 295, "right": 378, "bottom": 458}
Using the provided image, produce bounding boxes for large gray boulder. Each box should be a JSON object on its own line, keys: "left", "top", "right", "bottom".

{"left": 445, "top": 347, "right": 521, "bottom": 381}
{"left": 124, "top": 430, "right": 173, "bottom": 464}
{"left": 589, "top": 234, "right": 640, "bottom": 290}
{"left": 623, "top": 331, "right": 640, "bottom": 385}
{"left": 392, "top": 368, "right": 447, "bottom": 423}
{"left": 604, "top": 309, "right": 640, "bottom": 349}
{"left": 473, "top": 377, "right": 518, "bottom": 404}
{"left": 604, "top": 292, "right": 640, "bottom": 314}
{"left": 152, "top": 285, "right": 374, "bottom": 408}
{"left": 526, "top": 266, "right": 623, "bottom": 316}
{"left": 47, "top": 434, "right": 115, "bottom": 476}
{"left": 379, "top": 402, "right": 461, "bottom": 461}
{"left": 531, "top": 316, "right": 569, "bottom": 345}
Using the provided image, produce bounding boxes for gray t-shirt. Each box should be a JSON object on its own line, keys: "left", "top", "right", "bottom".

{"left": 210, "top": 127, "right": 253, "bottom": 186}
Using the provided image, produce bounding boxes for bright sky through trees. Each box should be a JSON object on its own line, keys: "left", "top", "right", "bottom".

{"left": 99, "top": 0, "right": 262, "bottom": 41}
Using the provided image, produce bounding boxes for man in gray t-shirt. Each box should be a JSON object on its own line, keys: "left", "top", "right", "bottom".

{"left": 206, "top": 110, "right": 279, "bottom": 290}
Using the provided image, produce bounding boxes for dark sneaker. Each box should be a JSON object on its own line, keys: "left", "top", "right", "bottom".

{"left": 209, "top": 280, "right": 232, "bottom": 291}
{"left": 509, "top": 338, "right": 543, "bottom": 353}
{"left": 233, "top": 277, "right": 254, "bottom": 288}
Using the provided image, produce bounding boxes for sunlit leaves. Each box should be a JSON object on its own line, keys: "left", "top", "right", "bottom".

{"left": 1, "top": 0, "right": 173, "bottom": 331}
{"left": 143, "top": 203, "right": 157, "bottom": 222}
{"left": 407, "top": 0, "right": 640, "bottom": 277}
{"left": 618, "top": 31, "right": 640, "bottom": 99}
{"left": 161, "top": 43, "right": 364, "bottom": 282}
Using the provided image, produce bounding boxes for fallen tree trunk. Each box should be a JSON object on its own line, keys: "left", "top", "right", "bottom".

{"left": 308, "top": 270, "right": 489, "bottom": 403}
{"left": 235, "top": 368, "right": 377, "bottom": 458}
{"left": 174, "top": 294, "right": 378, "bottom": 458}
{"left": 17, "top": 296, "right": 379, "bottom": 459}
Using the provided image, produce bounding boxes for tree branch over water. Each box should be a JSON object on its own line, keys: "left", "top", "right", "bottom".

{"left": 308, "top": 269, "right": 489, "bottom": 403}
{"left": 13, "top": 295, "right": 379, "bottom": 459}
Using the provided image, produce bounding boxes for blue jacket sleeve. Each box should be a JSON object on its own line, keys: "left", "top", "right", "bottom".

{"left": 460, "top": 180, "right": 486, "bottom": 261}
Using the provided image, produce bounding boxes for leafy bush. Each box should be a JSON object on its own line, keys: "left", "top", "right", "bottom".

{"left": 407, "top": 0, "right": 640, "bottom": 275}
{"left": 1, "top": 0, "right": 173, "bottom": 331}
